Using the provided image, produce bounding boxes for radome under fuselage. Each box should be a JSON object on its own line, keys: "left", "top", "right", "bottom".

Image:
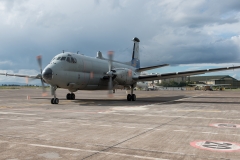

{"left": 43, "top": 52, "right": 138, "bottom": 92}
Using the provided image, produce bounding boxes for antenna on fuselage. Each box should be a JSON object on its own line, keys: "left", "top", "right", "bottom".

{"left": 77, "top": 51, "right": 79, "bottom": 54}
{"left": 62, "top": 50, "right": 64, "bottom": 53}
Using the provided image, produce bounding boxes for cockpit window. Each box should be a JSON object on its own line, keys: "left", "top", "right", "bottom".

{"left": 73, "top": 58, "right": 77, "bottom": 63}
{"left": 61, "top": 57, "right": 66, "bottom": 60}
{"left": 70, "top": 57, "right": 74, "bottom": 63}
{"left": 57, "top": 57, "right": 61, "bottom": 60}
{"left": 66, "top": 57, "right": 71, "bottom": 62}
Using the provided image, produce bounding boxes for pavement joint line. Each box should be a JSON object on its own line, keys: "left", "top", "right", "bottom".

{"left": 95, "top": 145, "right": 196, "bottom": 157}
{"left": 81, "top": 110, "right": 195, "bottom": 160}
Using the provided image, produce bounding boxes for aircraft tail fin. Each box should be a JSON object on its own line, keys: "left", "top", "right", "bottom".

{"left": 131, "top": 37, "right": 140, "bottom": 68}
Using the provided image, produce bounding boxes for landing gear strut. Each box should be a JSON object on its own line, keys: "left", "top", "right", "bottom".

{"left": 127, "top": 85, "right": 136, "bottom": 101}
{"left": 51, "top": 85, "right": 59, "bottom": 104}
{"left": 66, "top": 93, "right": 75, "bottom": 100}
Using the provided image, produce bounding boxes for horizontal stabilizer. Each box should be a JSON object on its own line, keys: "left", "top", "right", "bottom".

{"left": 136, "top": 64, "right": 169, "bottom": 72}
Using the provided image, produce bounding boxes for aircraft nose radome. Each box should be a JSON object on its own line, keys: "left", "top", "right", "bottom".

{"left": 42, "top": 68, "right": 53, "bottom": 81}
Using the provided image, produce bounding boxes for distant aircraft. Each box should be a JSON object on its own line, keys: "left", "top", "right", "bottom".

{"left": 1, "top": 37, "right": 240, "bottom": 104}
{"left": 136, "top": 81, "right": 148, "bottom": 90}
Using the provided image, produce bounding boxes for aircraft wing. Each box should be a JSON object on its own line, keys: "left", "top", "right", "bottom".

{"left": 136, "top": 64, "right": 169, "bottom": 72}
{"left": 0, "top": 73, "right": 41, "bottom": 79}
{"left": 134, "top": 66, "right": 240, "bottom": 81}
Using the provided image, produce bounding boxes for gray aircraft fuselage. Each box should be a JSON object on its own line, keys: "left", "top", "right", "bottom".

{"left": 43, "top": 52, "right": 138, "bottom": 92}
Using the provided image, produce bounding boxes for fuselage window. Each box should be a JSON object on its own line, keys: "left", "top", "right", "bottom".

{"left": 61, "top": 57, "right": 66, "bottom": 61}
{"left": 57, "top": 57, "right": 61, "bottom": 60}
{"left": 66, "top": 57, "right": 71, "bottom": 63}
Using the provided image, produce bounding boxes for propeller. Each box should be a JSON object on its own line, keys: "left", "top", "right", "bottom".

{"left": 36, "top": 55, "right": 47, "bottom": 96}
{"left": 107, "top": 51, "right": 114, "bottom": 97}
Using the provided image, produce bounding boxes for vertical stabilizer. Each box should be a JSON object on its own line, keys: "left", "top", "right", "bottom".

{"left": 131, "top": 37, "right": 140, "bottom": 68}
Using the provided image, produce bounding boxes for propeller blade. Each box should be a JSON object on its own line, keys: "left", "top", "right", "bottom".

{"left": 107, "top": 51, "right": 114, "bottom": 97}
{"left": 108, "top": 76, "right": 113, "bottom": 96}
{"left": 36, "top": 55, "right": 47, "bottom": 96}
{"left": 108, "top": 51, "right": 113, "bottom": 72}
{"left": 37, "top": 55, "right": 42, "bottom": 73}
{"left": 41, "top": 79, "right": 48, "bottom": 97}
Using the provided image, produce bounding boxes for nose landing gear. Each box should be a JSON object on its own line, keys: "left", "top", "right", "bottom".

{"left": 51, "top": 85, "right": 59, "bottom": 104}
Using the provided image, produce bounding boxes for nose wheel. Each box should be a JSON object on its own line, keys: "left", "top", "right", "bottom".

{"left": 66, "top": 93, "right": 75, "bottom": 100}
{"left": 51, "top": 85, "right": 59, "bottom": 104}
{"left": 51, "top": 98, "right": 59, "bottom": 104}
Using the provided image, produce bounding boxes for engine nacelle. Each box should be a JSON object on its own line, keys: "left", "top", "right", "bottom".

{"left": 114, "top": 68, "right": 134, "bottom": 85}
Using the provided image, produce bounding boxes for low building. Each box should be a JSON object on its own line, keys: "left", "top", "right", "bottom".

{"left": 188, "top": 75, "right": 240, "bottom": 89}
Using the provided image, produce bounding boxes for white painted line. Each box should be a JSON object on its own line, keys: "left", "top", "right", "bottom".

{"left": 42, "top": 121, "right": 52, "bottom": 123}
{"left": 0, "top": 118, "right": 35, "bottom": 121}
{"left": 173, "top": 130, "right": 187, "bottom": 132}
{"left": 0, "top": 112, "right": 36, "bottom": 116}
{"left": 81, "top": 124, "right": 90, "bottom": 125}
{"left": 29, "top": 144, "right": 96, "bottom": 152}
{"left": 59, "top": 122, "right": 71, "bottom": 124}
{"left": 99, "top": 125, "right": 112, "bottom": 127}
{"left": 123, "top": 126, "right": 136, "bottom": 129}
{"left": 29, "top": 143, "right": 168, "bottom": 159}
{"left": 174, "top": 130, "right": 240, "bottom": 136}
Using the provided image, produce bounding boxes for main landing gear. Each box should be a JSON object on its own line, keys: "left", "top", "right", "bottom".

{"left": 66, "top": 93, "right": 75, "bottom": 100}
{"left": 127, "top": 85, "right": 136, "bottom": 101}
{"left": 127, "top": 94, "right": 136, "bottom": 101}
{"left": 51, "top": 85, "right": 59, "bottom": 104}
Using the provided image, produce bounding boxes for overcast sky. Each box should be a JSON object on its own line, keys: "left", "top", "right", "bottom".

{"left": 0, "top": 0, "right": 240, "bottom": 84}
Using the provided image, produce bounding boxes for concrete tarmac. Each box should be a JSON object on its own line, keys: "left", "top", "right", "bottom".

{"left": 0, "top": 88, "right": 240, "bottom": 160}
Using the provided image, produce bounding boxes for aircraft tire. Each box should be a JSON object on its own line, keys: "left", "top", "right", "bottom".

{"left": 71, "top": 93, "right": 75, "bottom": 100}
{"left": 66, "top": 93, "right": 71, "bottom": 100}
{"left": 127, "top": 94, "right": 132, "bottom": 101}
{"left": 131, "top": 94, "right": 136, "bottom": 101}
{"left": 54, "top": 98, "right": 59, "bottom": 104}
{"left": 51, "top": 98, "right": 55, "bottom": 104}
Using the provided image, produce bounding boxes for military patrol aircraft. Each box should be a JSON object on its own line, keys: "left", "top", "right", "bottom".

{"left": 1, "top": 37, "right": 240, "bottom": 104}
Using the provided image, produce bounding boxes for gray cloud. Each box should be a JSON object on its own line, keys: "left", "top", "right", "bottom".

{"left": 0, "top": 0, "right": 240, "bottom": 72}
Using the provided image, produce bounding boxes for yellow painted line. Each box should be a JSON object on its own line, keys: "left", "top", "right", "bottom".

{"left": 176, "top": 110, "right": 222, "bottom": 113}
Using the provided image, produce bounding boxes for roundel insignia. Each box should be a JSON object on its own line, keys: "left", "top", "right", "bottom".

{"left": 209, "top": 123, "right": 240, "bottom": 128}
{"left": 190, "top": 140, "right": 240, "bottom": 152}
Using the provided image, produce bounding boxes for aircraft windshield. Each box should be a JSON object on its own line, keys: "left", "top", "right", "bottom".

{"left": 61, "top": 57, "right": 66, "bottom": 60}
{"left": 66, "top": 56, "right": 77, "bottom": 63}
{"left": 52, "top": 55, "right": 77, "bottom": 63}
